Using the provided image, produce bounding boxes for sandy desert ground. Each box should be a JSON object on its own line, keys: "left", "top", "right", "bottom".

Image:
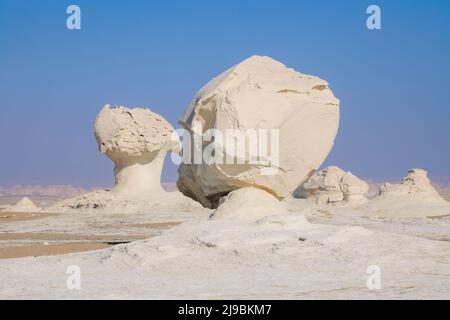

{"left": 0, "top": 186, "right": 449, "bottom": 299}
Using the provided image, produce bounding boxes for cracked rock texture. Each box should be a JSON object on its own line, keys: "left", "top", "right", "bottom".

{"left": 95, "top": 104, "right": 176, "bottom": 159}
{"left": 177, "top": 55, "right": 340, "bottom": 208}
{"left": 94, "top": 105, "right": 179, "bottom": 199}
{"left": 378, "top": 168, "right": 444, "bottom": 200}
{"left": 297, "top": 166, "right": 369, "bottom": 204}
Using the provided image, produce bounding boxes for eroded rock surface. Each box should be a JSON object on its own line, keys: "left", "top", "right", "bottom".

{"left": 297, "top": 166, "right": 368, "bottom": 204}
{"left": 48, "top": 105, "right": 202, "bottom": 213}
{"left": 362, "top": 169, "right": 450, "bottom": 217}
{"left": 210, "top": 187, "right": 289, "bottom": 220}
{"left": 95, "top": 105, "right": 179, "bottom": 199}
{"left": 177, "top": 56, "right": 340, "bottom": 208}
{"left": 378, "top": 168, "right": 444, "bottom": 200}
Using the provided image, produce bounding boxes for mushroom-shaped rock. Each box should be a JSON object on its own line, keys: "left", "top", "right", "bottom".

{"left": 177, "top": 55, "right": 340, "bottom": 208}
{"left": 363, "top": 169, "right": 450, "bottom": 217}
{"left": 95, "top": 105, "right": 179, "bottom": 199}
{"left": 296, "top": 166, "right": 368, "bottom": 204}
{"left": 3, "top": 197, "right": 41, "bottom": 213}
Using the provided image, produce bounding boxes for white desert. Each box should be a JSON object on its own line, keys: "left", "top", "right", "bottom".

{"left": 1, "top": 56, "right": 450, "bottom": 299}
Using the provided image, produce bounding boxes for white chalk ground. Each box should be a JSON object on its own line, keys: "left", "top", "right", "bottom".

{"left": 1, "top": 191, "right": 450, "bottom": 299}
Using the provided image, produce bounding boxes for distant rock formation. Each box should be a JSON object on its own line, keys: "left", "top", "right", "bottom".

{"left": 362, "top": 169, "right": 450, "bottom": 217}
{"left": 437, "top": 186, "right": 450, "bottom": 202}
{"left": 341, "top": 172, "right": 370, "bottom": 201}
{"left": 377, "top": 168, "right": 444, "bottom": 200}
{"left": 177, "top": 55, "right": 340, "bottom": 208}
{"left": 296, "top": 166, "right": 369, "bottom": 204}
{"left": 2, "top": 197, "right": 41, "bottom": 213}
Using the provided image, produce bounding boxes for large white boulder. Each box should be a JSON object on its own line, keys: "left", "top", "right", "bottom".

{"left": 177, "top": 55, "right": 340, "bottom": 208}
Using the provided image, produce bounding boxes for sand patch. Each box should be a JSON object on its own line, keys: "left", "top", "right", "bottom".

{"left": 0, "top": 211, "right": 58, "bottom": 222}
{"left": 126, "top": 222, "right": 182, "bottom": 229}
{"left": 0, "top": 243, "right": 112, "bottom": 259}
{"left": 0, "top": 232, "right": 147, "bottom": 242}
{"left": 0, "top": 232, "right": 151, "bottom": 259}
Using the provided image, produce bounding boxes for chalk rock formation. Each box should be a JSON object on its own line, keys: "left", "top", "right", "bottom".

{"left": 2, "top": 197, "right": 41, "bottom": 213}
{"left": 297, "top": 166, "right": 369, "bottom": 204}
{"left": 341, "top": 172, "right": 370, "bottom": 201}
{"left": 95, "top": 105, "right": 179, "bottom": 199}
{"left": 177, "top": 55, "right": 340, "bottom": 208}
{"left": 363, "top": 169, "right": 450, "bottom": 217}
{"left": 210, "top": 187, "right": 289, "bottom": 220}
{"left": 300, "top": 166, "right": 346, "bottom": 203}
{"left": 377, "top": 168, "right": 443, "bottom": 200}
{"left": 437, "top": 185, "right": 450, "bottom": 201}
{"left": 47, "top": 105, "right": 206, "bottom": 214}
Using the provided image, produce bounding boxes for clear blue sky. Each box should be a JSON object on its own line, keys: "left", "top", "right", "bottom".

{"left": 0, "top": 0, "right": 449, "bottom": 187}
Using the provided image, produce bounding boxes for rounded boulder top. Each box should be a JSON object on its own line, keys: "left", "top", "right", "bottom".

{"left": 95, "top": 104, "right": 177, "bottom": 160}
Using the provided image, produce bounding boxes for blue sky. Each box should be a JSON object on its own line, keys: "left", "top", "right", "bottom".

{"left": 0, "top": 0, "right": 449, "bottom": 187}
